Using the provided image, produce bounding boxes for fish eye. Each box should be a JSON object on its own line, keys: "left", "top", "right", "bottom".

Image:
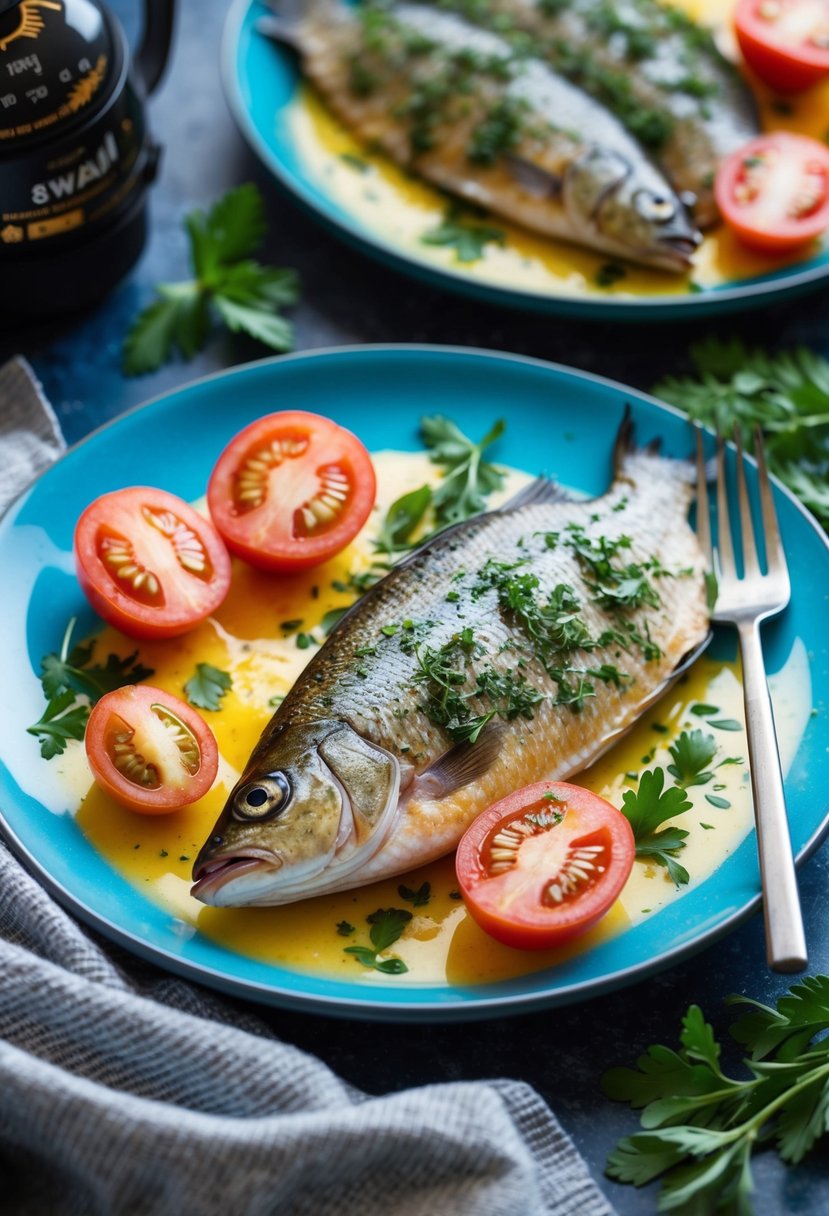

{"left": 635, "top": 191, "right": 677, "bottom": 223}
{"left": 232, "top": 772, "right": 291, "bottom": 821}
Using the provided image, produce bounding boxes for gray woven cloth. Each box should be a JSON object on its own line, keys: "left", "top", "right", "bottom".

{"left": 0, "top": 357, "right": 616, "bottom": 1216}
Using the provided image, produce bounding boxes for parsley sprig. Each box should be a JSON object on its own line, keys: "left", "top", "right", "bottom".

{"left": 344, "top": 907, "right": 412, "bottom": 974}
{"left": 421, "top": 202, "right": 506, "bottom": 263}
{"left": 654, "top": 338, "right": 829, "bottom": 530}
{"left": 184, "top": 663, "right": 232, "bottom": 711}
{"left": 373, "top": 415, "right": 506, "bottom": 560}
{"left": 621, "top": 767, "right": 693, "bottom": 886}
{"left": 123, "top": 184, "right": 299, "bottom": 375}
{"left": 422, "top": 414, "right": 507, "bottom": 527}
{"left": 604, "top": 977, "right": 829, "bottom": 1215}
{"left": 27, "top": 618, "right": 153, "bottom": 759}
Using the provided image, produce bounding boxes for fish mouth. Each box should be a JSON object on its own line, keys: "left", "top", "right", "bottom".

{"left": 191, "top": 849, "right": 282, "bottom": 906}
{"left": 656, "top": 232, "right": 702, "bottom": 268}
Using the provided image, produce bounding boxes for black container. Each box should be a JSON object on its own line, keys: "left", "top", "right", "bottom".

{"left": 0, "top": 0, "right": 175, "bottom": 318}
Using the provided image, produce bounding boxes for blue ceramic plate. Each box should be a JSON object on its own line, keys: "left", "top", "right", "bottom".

{"left": 222, "top": 0, "right": 829, "bottom": 321}
{"left": 1, "top": 346, "right": 828, "bottom": 1021}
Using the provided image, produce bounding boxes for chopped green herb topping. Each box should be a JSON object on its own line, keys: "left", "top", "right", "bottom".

{"left": 184, "top": 663, "right": 232, "bottom": 712}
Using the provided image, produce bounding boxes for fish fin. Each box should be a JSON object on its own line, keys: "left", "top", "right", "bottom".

{"left": 500, "top": 475, "right": 574, "bottom": 511}
{"left": 418, "top": 722, "right": 506, "bottom": 799}
{"left": 504, "top": 155, "right": 562, "bottom": 199}
{"left": 612, "top": 405, "right": 695, "bottom": 486}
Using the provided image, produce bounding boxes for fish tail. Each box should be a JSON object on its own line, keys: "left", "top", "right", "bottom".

{"left": 613, "top": 405, "right": 695, "bottom": 488}
{"left": 257, "top": 0, "right": 339, "bottom": 48}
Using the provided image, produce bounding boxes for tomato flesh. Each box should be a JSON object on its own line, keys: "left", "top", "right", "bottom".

{"left": 74, "top": 487, "right": 231, "bottom": 640}
{"left": 207, "top": 410, "right": 377, "bottom": 572}
{"left": 85, "top": 685, "right": 219, "bottom": 814}
{"left": 455, "top": 782, "right": 635, "bottom": 950}
{"left": 716, "top": 133, "right": 829, "bottom": 253}
{"left": 735, "top": 0, "right": 829, "bottom": 92}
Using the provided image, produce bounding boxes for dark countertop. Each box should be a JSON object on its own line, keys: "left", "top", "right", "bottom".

{"left": 3, "top": 2, "right": 829, "bottom": 1212}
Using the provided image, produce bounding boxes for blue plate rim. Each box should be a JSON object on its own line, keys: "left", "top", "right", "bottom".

{"left": 221, "top": 0, "right": 829, "bottom": 321}
{"left": 2, "top": 343, "right": 828, "bottom": 1021}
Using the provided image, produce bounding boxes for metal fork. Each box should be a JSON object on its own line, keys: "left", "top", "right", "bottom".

{"left": 695, "top": 426, "right": 807, "bottom": 972}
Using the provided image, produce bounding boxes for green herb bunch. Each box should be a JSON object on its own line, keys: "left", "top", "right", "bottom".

{"left": 654, "top": 338, "right": 829, "bottom": 530}
{"left": 124, "top": 184, "right": 299, "bottom": 375}
{"left": 604, "top": 977, "right": 829, "bottom": 1214}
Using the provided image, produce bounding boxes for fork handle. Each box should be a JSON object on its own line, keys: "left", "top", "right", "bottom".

{"left": 738, "top": 620, "right": 808, "bottom": 972}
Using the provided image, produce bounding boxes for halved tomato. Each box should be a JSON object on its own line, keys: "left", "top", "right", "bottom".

{"left": 207, "top": 410, "right": 376, "bottom": 572}
{"left": 735, "top": 0, "right": 829, "bottom": 93}
{"left": 455, "top": 782, "right": 635, "bottom": 950}
{"left": 85, "top": 685, "right": 219, "bottom": 814}
{"left": 74, "top": 487, "right": 232, "bottom": 640}
{"left": 715, "top": 133, "right": 829, "bottom": 253}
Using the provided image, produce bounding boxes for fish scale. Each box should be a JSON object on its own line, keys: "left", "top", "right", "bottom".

{"left": 192, "top": 430, "right": 709, "bottom": 907}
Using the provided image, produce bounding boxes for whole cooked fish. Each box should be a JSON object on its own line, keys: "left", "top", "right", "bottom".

{"left": 259, "top": 0, "right": 702, "bottom": 270}
{"left": 192, "top": 416, "right": 709, "bottom": 907}
{"left": 419, "top": 0, "right": 760, "bottom": 228}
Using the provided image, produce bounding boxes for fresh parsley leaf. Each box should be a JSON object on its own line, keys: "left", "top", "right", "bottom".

{"left": 124, "top": 185, "right": 299, "bottom": 375}
{"left": 421, "top": 203, "right": 505, "bottom": 263}
{"left": 27, "top": 690, "right": 90, "bottom": 759}
{"left": 605, "top": 978, "right": 829, "bottom": 1213}
{"left": 187, "top": 181, "right": 266, "bottom": 275}
{"left": 621, "top": 768, "right": 693, "bottom": 886}
{"left": 710, "top": 718, "right": 743, "bottom": 732}
{"left": 343, "top": 907, "right": 412, "bottom": 975}
{"left": 705, "top": 794, "right": 731, "bottom": 809}
{"left": 374, "top": 484, "right": 433, "bottom": 557}
{"left": 367, "top": 906, "right": 412, "bottom": 952}
{"left": 122, "top": 285, "right": 209, "bottom": 376}
{"left": 40, "top": 618, "right": 153, "bottom": 701}
{"left": 398, "top": 881, "right": 431, "bottom": 907}
{"left": 421, "top": 415, "right": 506, "bottom": 527}
{"left": 633, "top": 828, "right": 690, "bottom": 886}
{"left": 340, "top": 152, "right": 369, "bottom": 173}
{"left": 621, "top": 768, "right": 693, "bottom": 838}
{"left": 344, "top": 945, "right": 380, "bottom": 968}
{"left": 30, "top": 620, "right": 154, "bottom": 759}
{"left": 184, "top": 663, "right": 232, "bottom": 711}
{"left": 654, "top": 338, "right": 829, "bottom": 531}
{"left": 667, "top": 729, "right": 717, "bottom": 788}
{"left": 690, "top": 703, "right": 719, "bottom": 717}
{"left": 595, "top": 262, "right": 627, "bottom": 288}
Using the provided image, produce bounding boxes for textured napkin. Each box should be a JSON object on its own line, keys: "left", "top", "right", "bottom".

{"left": 0, "top": 357, "right": 616, "bottom": 1216}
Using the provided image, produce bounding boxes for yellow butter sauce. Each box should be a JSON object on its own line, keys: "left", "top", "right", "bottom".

{"left": 286, "top": 0, "right": 829, "bottom": 299}
{"left": 72, "top": 452, "right": 813, "bottom": 986}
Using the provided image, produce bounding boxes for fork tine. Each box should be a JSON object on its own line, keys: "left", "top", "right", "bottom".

{"left": 734, "top": 425, "right": 760, "bottom": 578}
{"left": 754, "top": 426, "right": 787, "bottom": 577}
{"left": 715, "top": 431, "right": 736, "bottom": 579}
{"left": 694, "top": 427, "right": 712, "bottom": 567}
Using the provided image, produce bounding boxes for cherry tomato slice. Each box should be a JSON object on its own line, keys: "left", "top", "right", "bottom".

{"left": 74, "top": 487, "right": 232, "bottom": 640}
{"left": 715, "top": 133, "right": 829, "bottom": 253}
{"left": 455, "top": 782, "right": 635, "bottom": 950}
{"left": 735, "top": 0, "right": 829, "bottom": 93}
{"left": 85, "top": 685, "right": 219, "bottom": 815}
{"left": 207, "top": 410, "right": 377, "bottom": 572}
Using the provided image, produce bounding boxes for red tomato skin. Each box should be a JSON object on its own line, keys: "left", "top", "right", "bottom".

{"left": 74, "top": 487, "right": 232, "bottom": 640}
{"left": 85, "top": 685, "right": 219, "bottom": 815}
{"left": 715, "top": 133, "right": 829, "bottom": 254}
{"left": 207, "top": 410, "right": 377, "bottom": 573}
{"left": 456, "top": 781, "right": 635, "bottom": 951}
{"left": 735, "top": 0, "right": 829, "bottom": 92}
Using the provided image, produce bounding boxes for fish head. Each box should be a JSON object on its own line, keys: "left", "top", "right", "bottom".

{"left": 564, "top": 147, "right": 702, "bottom": 271}
{"left": 191, "top": 720, "right": 401, "bottom": 906}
